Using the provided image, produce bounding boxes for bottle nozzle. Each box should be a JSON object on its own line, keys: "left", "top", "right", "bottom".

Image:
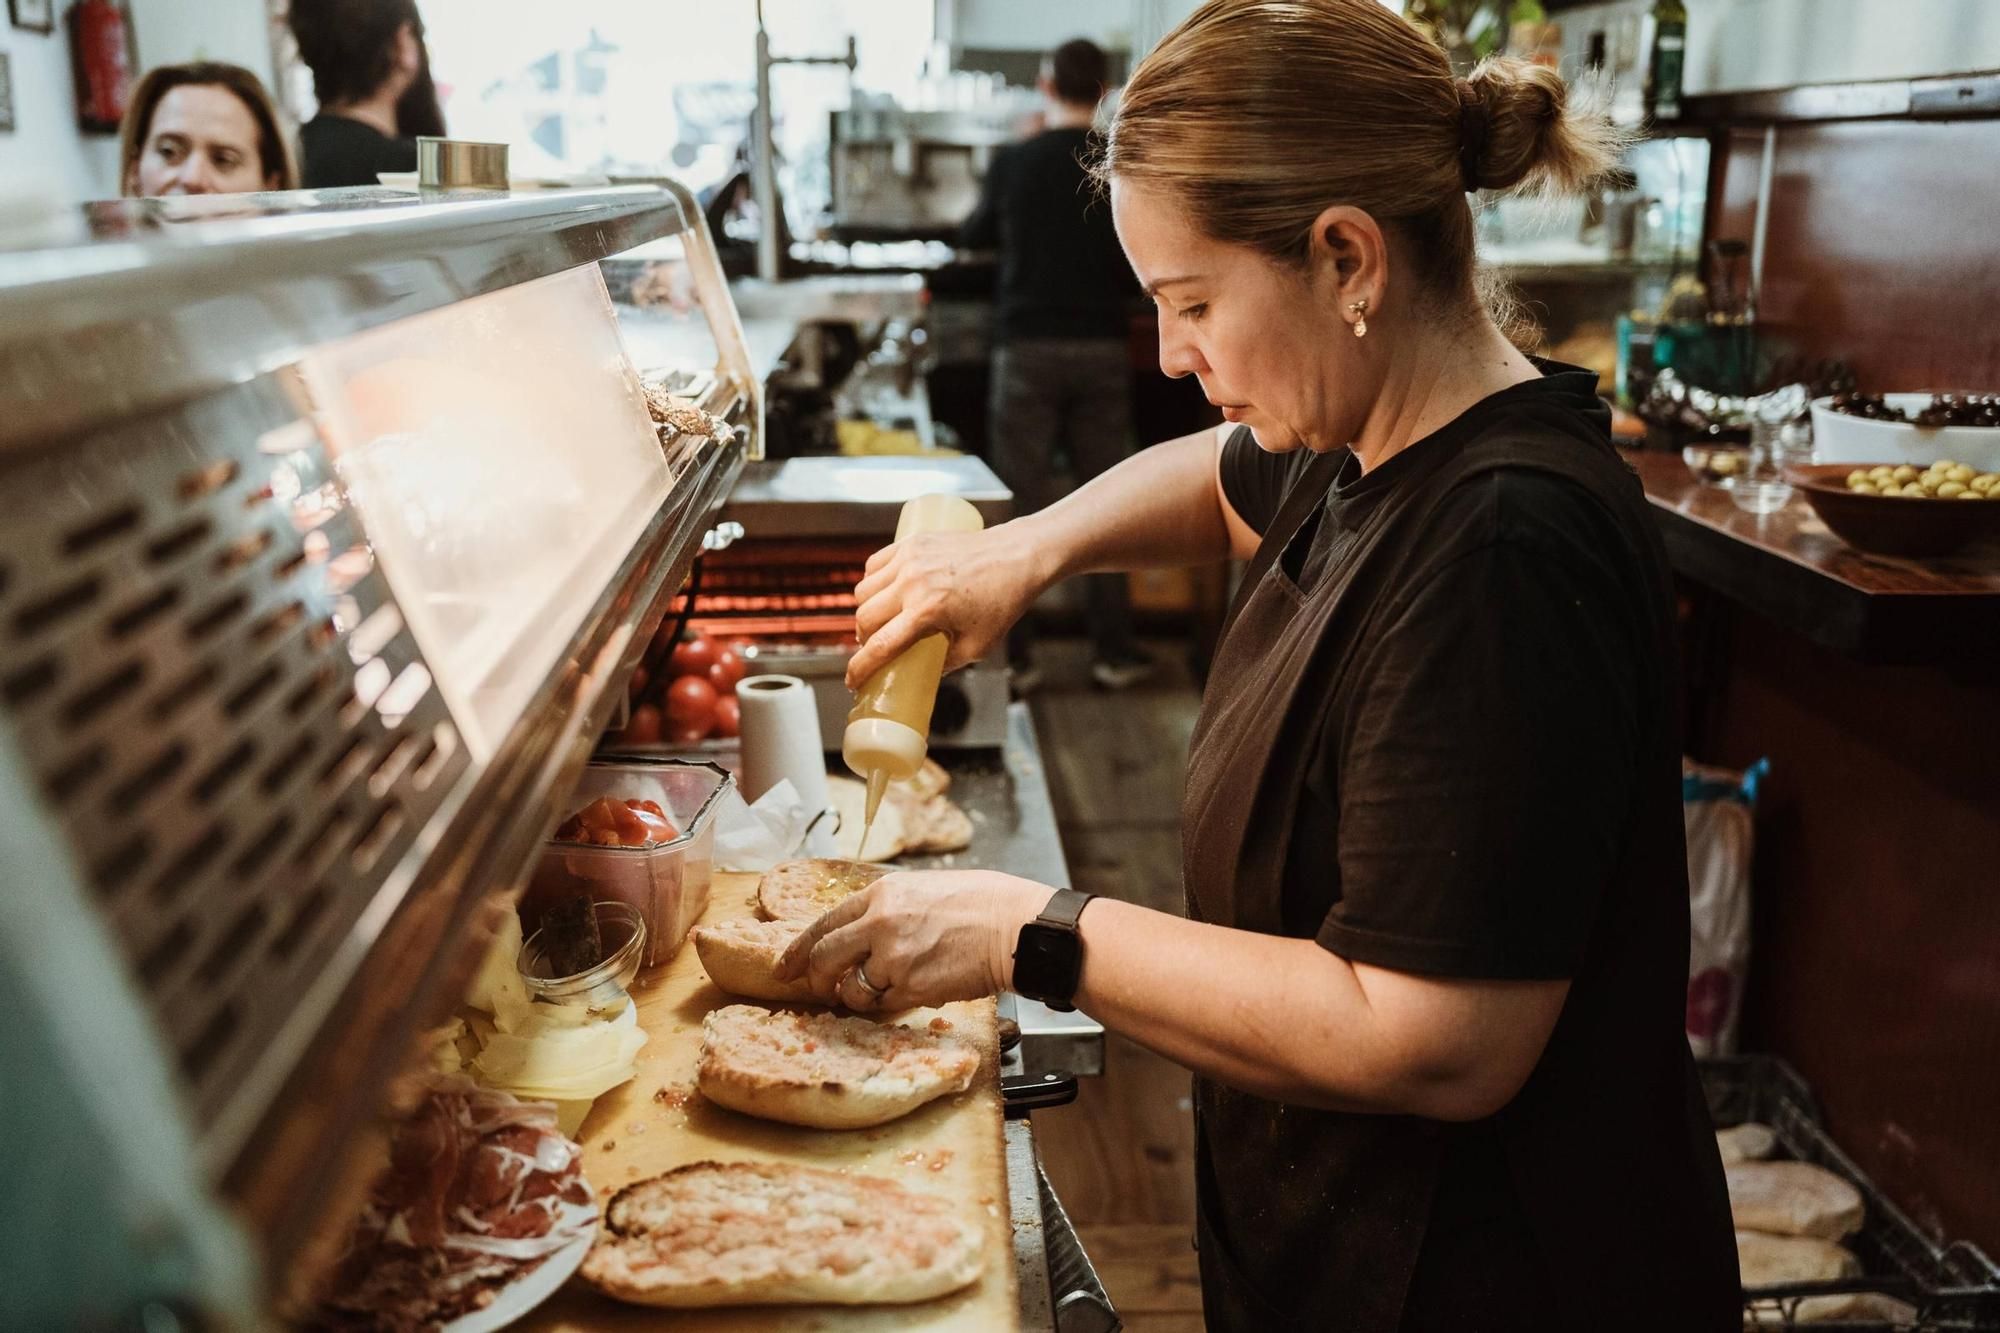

{"left": 859, "top": 767, "right": 890, "bottom": 860}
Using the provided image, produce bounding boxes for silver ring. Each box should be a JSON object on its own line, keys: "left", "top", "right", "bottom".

{"left": 854, "top": 964, "right": 886, "bottom": 998}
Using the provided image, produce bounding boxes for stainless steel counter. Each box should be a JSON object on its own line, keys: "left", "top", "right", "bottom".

{"left": 1008, "top": 1115, "right": 1120, "bottom": 1333}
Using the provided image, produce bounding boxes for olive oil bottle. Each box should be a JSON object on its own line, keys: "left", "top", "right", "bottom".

{"left": 843, "top": 494, "right": 985, "bottom": 849}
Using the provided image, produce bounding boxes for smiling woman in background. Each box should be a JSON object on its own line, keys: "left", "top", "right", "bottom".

{"left": 119, "top": 63, "right": 297, "bottom": 197}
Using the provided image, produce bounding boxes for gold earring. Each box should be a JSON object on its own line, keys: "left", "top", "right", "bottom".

{"left": 1348, "top": 299, "right": 1369, "bottom": 338}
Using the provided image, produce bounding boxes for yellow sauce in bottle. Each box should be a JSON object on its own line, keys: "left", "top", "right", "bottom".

{"left": 843, "top": 494, "right": 985, "bottom": 842}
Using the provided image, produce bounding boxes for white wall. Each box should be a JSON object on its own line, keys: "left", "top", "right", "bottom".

{"left": 131, "top": 0, "right": 274, "bottom": 88}
{"left": 0, "top": 20, "right": 120, "bottom": 204}
{"left": 0, "top": 0, "right": 273, "bottom": 207}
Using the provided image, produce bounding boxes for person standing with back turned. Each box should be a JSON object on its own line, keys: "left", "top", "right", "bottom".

{"left": 288, "top": 0, "right": 446, "bottom": 189}
{"left": 960, "top": 39, "right": 1153, "bottom": 694}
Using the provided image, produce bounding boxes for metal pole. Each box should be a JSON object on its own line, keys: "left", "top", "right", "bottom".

{"left": 753, "top": 6, "right": 782, "bottom": 283}
{"left": 1748, "top": 124, "right": 1777, "bottom": 318}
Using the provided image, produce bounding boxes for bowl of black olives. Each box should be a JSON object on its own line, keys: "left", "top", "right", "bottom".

{"left": 1811, "top": 392, "right": 2000, "bottom": 472}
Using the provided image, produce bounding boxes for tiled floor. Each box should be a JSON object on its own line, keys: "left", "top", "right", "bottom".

{"left": 1024, "top": 638, "right": 1206, "bottom": 1330}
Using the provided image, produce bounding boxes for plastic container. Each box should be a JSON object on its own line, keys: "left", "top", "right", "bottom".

{"left": 525, "top": 757, "right": 732, "bottom": 965}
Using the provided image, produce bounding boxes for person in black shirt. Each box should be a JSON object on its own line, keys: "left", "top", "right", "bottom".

{"left": 778, "top": 2, "right": 1741, "bottom": 1330}
{"left": 960, "top": 39, "right": 1150, "bottom": 693}
{"left": 288, "top": 0, "right": 444, "bottom": 189}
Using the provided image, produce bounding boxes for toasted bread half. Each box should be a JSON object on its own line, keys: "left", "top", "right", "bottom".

{"left": 901, "top": 794, "right": 973, "bottom": 854}
{"left": 757, "top": 858, "right": 892, "bottom": 923}
{"left": 697, "top": 1005, "right": 979, "bottom": 1130}
{"left": 582, "top": 1159, "right": 984, "bottom": 1307}
{"left": 693, "top": 917, "right": 819, "bottom": 1004}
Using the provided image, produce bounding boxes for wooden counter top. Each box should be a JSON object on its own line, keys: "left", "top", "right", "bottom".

{"left": 1623, "top": 448, "right": 2000, "bottom": 663}
{"left": 517, "top": 871, "right": 1016, "bottom": 1332}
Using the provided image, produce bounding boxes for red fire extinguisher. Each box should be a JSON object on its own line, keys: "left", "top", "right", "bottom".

{"left": 68, "top": 0, "right": 135, "bottom": 134}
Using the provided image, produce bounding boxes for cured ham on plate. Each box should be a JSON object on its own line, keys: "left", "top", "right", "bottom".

{"left": 310, "top": 1080, "right": 598, "bottom": 1331}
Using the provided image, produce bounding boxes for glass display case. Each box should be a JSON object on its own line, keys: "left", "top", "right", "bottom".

{"left": 0, "top": 182, "right": 758, "bottom": 1326}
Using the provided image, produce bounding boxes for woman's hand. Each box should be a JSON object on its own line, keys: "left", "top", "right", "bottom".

{"left": 844, "top": 523, "right": 1055, "bottom": 689}
{"left": 772, "top": 870, "right": 1053, "bottom": 1011}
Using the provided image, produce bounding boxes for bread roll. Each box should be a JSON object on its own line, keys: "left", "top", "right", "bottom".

{"left": 757, "top": 858, "right": 892, "bottom": 923}
{"left": 1726, "top": 1161, "right": 1864, "bottom": 1239}
{"left": 583, "top": 1160, "right": 983, "bottom": 1307}
{"left": 697, "top": 1005, "right": 979, "bottom": 1130}
{"left": 1717, "top": 1122, "right": 1778, "bottom": 1164}
{"left": 1735, "top": 1229, "right": 1860, "bottom": 1285}
{"left": 692, "top": 918, "right": 817, "bottom": 1004}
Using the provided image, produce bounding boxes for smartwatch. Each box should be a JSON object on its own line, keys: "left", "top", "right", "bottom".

{"left": 1011, "top": 889, "right": 1095, "bottom": 1012}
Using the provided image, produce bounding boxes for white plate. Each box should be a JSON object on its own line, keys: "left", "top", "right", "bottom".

{"left": 1810, "top": 394, "right": 2000, "bottom": 470}
{"left": 441, "top": 1197, "right": 598, "bottom": 1333}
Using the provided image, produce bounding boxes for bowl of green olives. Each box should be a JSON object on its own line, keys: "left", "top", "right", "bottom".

{"left": 1786, "top": 461, "right": 2000, "bottom": 557}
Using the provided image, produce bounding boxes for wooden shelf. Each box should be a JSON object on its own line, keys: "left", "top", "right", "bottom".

{"left": 1624, "top": 449, "right": 2000, "bottom": 664}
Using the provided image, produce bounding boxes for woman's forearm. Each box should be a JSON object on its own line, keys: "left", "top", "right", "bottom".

{"left": 1014, "top": 428, "right": 1231, "bottom": 584}
{"left": 1029, "top": 897, "right": 1566, "bottom": 1121}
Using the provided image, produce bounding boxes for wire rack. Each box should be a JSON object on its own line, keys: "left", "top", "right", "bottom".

{"left": 1702, "top": 1057, "right": 2000, "bottom": 1331}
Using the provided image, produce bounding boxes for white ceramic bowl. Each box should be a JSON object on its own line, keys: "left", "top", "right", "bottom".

{"left": 1810, "top": 394, "right": 2000, "bottom": 470}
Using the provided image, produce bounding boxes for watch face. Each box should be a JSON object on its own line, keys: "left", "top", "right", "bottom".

{"left": 1016, "top": 923, "right": 1079, "bottom": 1001}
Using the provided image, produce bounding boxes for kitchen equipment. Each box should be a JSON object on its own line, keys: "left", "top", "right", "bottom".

{"left": 845, "top": 494, "right": 987, "bottom": 847}
{"left": 513, "top": 870, "right": 1019, "bottom": 1332}
{"left": 525, "top": 759, "right": 732, "bottom": 966}
{"left": 697, "top": 456, "right": 1014, "bottom": 752}
{"left": 1809, "top": 395, "right": 2000, "bottom": 471}
{"left": 1785, "top": 463, "right": 2000, "bottom": 558}
{"left": 828, "top": 104, "right": 1023, "bottom": 241}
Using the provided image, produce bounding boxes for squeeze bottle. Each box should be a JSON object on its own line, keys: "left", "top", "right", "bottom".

{"left": 843, "top": 494, "right": 985, "bottom": 853}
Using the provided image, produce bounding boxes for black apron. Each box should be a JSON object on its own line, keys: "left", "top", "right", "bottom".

{"left": 1180, "top": 415, "right": 1638, "bottom": 1332}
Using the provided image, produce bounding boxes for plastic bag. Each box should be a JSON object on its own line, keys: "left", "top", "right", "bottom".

{"left": 1683, "top": 757, "right": 1768, "bottom": 1057}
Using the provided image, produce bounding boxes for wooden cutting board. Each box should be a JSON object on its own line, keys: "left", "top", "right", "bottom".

{"left": 518, "top": 870, "right": 1016, "bottom": 1332}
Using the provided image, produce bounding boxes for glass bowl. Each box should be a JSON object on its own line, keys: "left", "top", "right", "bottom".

{"left": 518, "top": 900, "right": 647, "bottom": 1016}
{"left": 1682, "top": 440, "right": 1752, "bottom": 487}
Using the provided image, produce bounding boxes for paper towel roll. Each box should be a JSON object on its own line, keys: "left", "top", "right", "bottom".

{"left": 736, "top": 675, "right": 836, "bottom": 856}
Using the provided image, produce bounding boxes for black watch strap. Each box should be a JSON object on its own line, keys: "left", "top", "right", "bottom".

{"left": 1037, "top": 888, "right": 1094, "bottom": 930}
{"left": 1013, "top": 889, "right": 1095, "bottom": 1012}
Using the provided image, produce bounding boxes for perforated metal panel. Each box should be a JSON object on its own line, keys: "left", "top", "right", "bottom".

{"left": 0, "top": 372, "right": 470, "bottom": 1154}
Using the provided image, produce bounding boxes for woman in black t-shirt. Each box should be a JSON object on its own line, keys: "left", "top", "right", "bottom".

{"left": 771, "top": 2, "right": 1740, "bottom": 1328}
{"left": 287, "top": 0, "right": 444, "bottom": 189}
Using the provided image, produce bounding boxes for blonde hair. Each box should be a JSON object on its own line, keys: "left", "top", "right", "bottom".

{"left": 1102, "top": 0, "right": 1625, "bottom": 338}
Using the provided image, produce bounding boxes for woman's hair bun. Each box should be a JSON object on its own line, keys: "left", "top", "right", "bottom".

{"left": 1462, "top": 57, "right": 1626, "bottom": 196}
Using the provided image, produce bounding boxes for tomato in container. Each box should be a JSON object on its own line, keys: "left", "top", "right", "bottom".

{"left": 524, "top": 759, "right": 733, "bottom": 965}
{"left": 713, "top": 694, "right": 741, "bottom": 739}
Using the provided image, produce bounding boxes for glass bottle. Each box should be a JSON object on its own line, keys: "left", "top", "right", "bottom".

{"left": 1645, "top": 0, "right": 1688, "bottom": 122}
